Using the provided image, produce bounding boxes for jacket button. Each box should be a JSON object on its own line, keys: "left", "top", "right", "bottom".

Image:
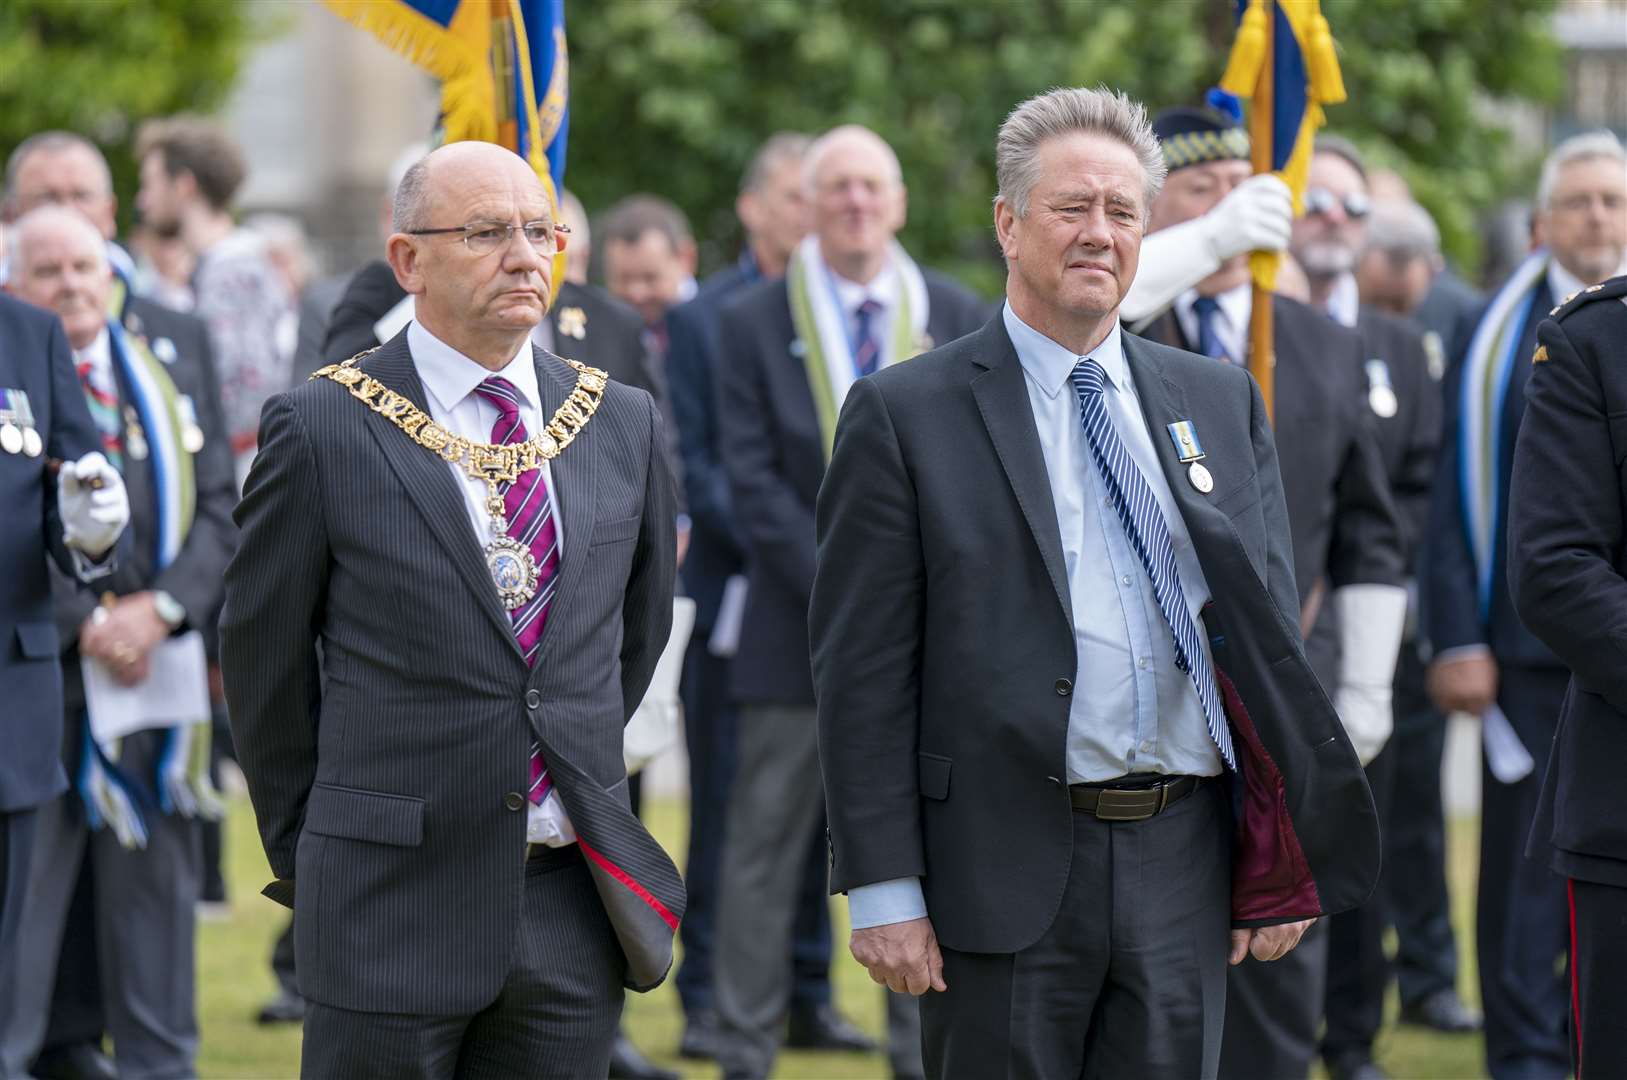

{"left": 525, "top": 689, "right": 541, "bottom": 709}
{"left": 1055, "top": 678, "right": 1073, "bottom": 696}
{"left": 1047, "top": 776, "right": 1064, "bottom": 788}
{"left": 504, "top": 792, "right": 525, "bottom": 812}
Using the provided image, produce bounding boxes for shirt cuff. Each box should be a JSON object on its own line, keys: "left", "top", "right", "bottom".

{"left": 847, "top": 877, "right": 928, "bottom": 930}
{"left": 70, "top": 547, "right": 115, "bottom": 583}
{"left": 1431, "top": 643, "right": 1492, "bottom": 666}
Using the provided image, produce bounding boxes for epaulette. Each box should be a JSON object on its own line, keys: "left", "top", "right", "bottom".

{"left": 1547, "top": 274, "right": 1627, "bottom": 319}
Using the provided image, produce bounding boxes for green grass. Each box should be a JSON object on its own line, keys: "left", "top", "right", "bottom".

{"left": 199, "top": 797, "right": 1489, "bottom": 1079}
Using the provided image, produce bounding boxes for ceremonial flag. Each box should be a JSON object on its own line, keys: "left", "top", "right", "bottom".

{"left": 1218, "top": 0, "right": 1346, "bottom": 418}
{"left": 322, "top": 0, "right": 570, "bottom": 272}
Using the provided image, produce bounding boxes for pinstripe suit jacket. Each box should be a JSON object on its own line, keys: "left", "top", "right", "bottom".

{"left": 221, "top": 329, "right": 682, "bottom": 1014}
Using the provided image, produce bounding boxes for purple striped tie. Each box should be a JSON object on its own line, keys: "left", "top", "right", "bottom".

{"left": 852, "top": 298, "right": 883, "bottom": 376}
{"left": 473, "top": 375, "right": 562, "bottom": 804}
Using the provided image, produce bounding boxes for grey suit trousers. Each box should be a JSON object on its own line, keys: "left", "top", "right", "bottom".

{"left": 1, "top": 735, "right": 200, "bottom": 1080}
{"left": 300, "top": 846, "right": 624, "bottom": 1080}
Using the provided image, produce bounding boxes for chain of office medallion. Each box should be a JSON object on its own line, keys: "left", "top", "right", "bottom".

{"left": 309, "top": 347, "right": 608, "bottom": 487}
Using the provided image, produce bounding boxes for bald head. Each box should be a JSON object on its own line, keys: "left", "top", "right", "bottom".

{"left": 803, "top": 125, "right": 903, "bottom": 195}
{"left": 393, "top": 141, "right": 549, "bottom": 234}
{"left": 803, "top": 125, "right": 907, "bottom": 283}
{"left": 6, "top": 205, "right": 112, "bottom": 349}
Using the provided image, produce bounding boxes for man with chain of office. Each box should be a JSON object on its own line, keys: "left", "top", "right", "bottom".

{"left": 221, "top": 141, "right": 680, "bottom": 1078}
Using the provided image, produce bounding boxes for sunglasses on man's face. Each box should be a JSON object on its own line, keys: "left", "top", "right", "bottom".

{"left": 1304, "top": 187, "right": 1371, "bottom": 221}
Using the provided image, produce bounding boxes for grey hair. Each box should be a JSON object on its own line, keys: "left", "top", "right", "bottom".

{"left": 1536, "top": 129, "right": 1626, "bottom": 211}
{"left": 996, "top": 86, "right": 1167, "bottom": 218}
{"left": 741, "top": 132, "right": 812, "bottom": 196}
{"left": 802, "top": 125, "right": 903, "bottom": 195}
{"left": 392, "top": 157, "right": 433, "bottom": 232}
{"left": 3, "top": 131, "right": 112, "bottom": 207}
{"left": 6, "top": 203, "right": 110, "bottom": 271}
{"left": 1364, "top": 198, "right": 1440, "bottom": 260}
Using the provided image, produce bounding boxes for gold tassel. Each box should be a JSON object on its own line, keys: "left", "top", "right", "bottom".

{"left": 1305, "top": 11, "right": 1347, "bottom": 105}
{"left": 1221, "top": 0, "right": 1269, "bottom": 98}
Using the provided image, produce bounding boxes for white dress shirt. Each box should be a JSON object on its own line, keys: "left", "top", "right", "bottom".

{"left": 848, "top": 303, "right": 1222, "bottom": 930}
{"left": 1324, "top": 271, "right": 1361, "bottom": 329}
{"left": 826, "top": 256, "right": 901, "bottom": 368}
{"left": 407, "top": 319, "right": 575, "bottom": 846}
{"left": 1175, "top": 284, "right": 1252, "bottom": 364}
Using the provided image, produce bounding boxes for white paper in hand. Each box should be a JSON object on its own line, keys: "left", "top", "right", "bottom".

{"left": 625, "top": 597, "right": 696, "bottom": 774}
{"left": 82, "top": 631, "right": 211, "bottom": 743}
{"left": 708, "top": 574, "right": 748, "bottom": 659}
{"left": 1482, "top": 703, "right": 1535, "bottom": 785}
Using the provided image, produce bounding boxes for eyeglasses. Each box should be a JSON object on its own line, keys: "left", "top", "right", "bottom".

{"left": 1304, "top": 187, "right": 1371, "bottom": 221}
{"left": 405, "top": 220, "right": 569, "bottom": 256}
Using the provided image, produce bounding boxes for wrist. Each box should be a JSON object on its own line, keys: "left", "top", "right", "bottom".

{"left": 152, "top": 590, "right": 187, "bottom": 630}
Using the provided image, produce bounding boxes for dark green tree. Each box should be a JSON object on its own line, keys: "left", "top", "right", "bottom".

{"left": 0, "top": 0, "right": 256, "bottom": 229}
{"left": 566, "top": 0, "right": 1561, "bottom": 293}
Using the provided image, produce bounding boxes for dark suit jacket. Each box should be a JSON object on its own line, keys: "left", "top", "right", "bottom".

{"left": 49, "top": 306, "right": 237, "bottom": 720}
{"left": 666, "top": 260, "right": 757, "bottom": 628}
{"left": 1509, "top": 276, "right": 1627, "bottom": 887}
{"left": 221, "top": 332, "right": 681, "bottom": 1012}
{"left": 1354, "top": 305, "right": 1440, "bottom": 566}
{"left": 1427, "top": 279, "right": 1561, "bottom": 667}
{"left": 716, "top": 272, "right": 988, "bottom": 705}
{"left": 0, "top": 295, "right": 100, "bottom": 813}
{"left": 812, "top": 318, "right": 1382, "bottom": 955}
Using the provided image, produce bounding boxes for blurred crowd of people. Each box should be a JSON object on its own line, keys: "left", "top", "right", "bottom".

{"left": 0, "top": 93, "right": 1622, "bottom": 1080}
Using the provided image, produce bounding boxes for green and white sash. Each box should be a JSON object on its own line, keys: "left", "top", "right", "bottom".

{"left": 786, "top": 236, "right": 931, "bottom": 458}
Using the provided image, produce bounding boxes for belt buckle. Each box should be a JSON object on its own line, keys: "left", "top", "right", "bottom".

{"left": 1093, "top": 787, "right": 1158, "bottom": 822}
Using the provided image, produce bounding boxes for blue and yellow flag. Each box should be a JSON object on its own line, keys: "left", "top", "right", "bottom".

{"left": 323, "top": 0, "right": 569, "bottom": 261}
{"left": 1219, "top": 0, "right": 1345, "bottom": 291}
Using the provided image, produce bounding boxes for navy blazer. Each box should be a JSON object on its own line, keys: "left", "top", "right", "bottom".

{"left": 0, "top": 294, "right": 101, "bottom": 813}
{"left": 715, "top": 272, "right": 989, "bottom": 706}
{"left": 665, "top": 259, "right": 756, "bottom": 629}
{"left": 1426, "top": 278, "right": 1561, "bottom": 667}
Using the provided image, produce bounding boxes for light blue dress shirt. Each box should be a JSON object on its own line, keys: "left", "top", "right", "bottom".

{"left": 848, "top": 302, "right": 1223, "bottom": 930}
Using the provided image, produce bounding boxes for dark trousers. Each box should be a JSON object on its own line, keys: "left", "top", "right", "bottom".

{"left": 1323, "top": 737, "right": 1399, "bottom": 1062}
{"left": 0, "top": 807, "right": 37, "bottom": 1050}
{"left": 41, "top": 856, "right": 104, "bottom": 1055}
{"left": 272, "top": 916, "right": 299, "bottom": 994}
{"left": 675, "top": 638, "right": 831, "bottom": 1017}
{"left": 301, "top": 847, "right": 624, "bottom": 1080}
{"left": 1568, "top": 878, "right": 1627, "bottom": 1080}
{"left": 1383, "top": 645, "right": 1460, "bottom": 1006}
{"left": 1479, "top": 666, "right": 1570, "bottom": 1080}
{"left": 922, "top": 783, "right": 1231, "bottom": 1079}
{"left": 1219, "top": 908, "right": 1328, "bottom": 1080}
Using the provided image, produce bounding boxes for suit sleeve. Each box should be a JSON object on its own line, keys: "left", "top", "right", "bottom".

{"left": 1393, "top": 329, "right": 1442, "bottom": 563}
{"left": 220, "top": 392, "right": 329, "bottom": 880}
{"left": 43, "top": 315, "right": 103, "bottom": 579}
{"left": 1509, "top": 315, "right": 1627, "bottom": 713}
{"left": 1327, "top": 337, "right": 1406, "bottom": 591}
{"left": 666, "top": 302, "right": 741, "bottom": 552}
{"left": 717, "top": 304, "right": 817, "bottom": 600}
{"left": 1247, "top": 371, "right": 1302, "bottom": 624}
{"left": 810, "top": 376, "right": 927, "bottom": 894}
{"left": 619, "top": 393, "right": 678, "bottom": 720}
{"left": 154, "top": 333, "right": 238, "bottom": 630}
{"left": 1424, "top": 348, "right": 1486, "bottom": 654}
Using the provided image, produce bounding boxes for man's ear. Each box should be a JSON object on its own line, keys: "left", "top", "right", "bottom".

{"left": 386, "top": 234, "right": 427, "bottom": 296}
{"left": 993, "top": 197, "right": 1019, "bottom": 261}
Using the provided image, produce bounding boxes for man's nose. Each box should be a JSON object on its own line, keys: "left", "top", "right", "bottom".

{"left": 502, "top": 229, "right": 542, "bottom": 272}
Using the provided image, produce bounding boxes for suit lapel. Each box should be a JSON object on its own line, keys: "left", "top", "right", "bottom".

{"left": 529, "top": 346, "right": 598, "bottom": 673}
{"left": 968, "top": 322, "right": 1072, "bottom": 622}
{"left": 359, "top": 334, "right": 523, "bottom": 659}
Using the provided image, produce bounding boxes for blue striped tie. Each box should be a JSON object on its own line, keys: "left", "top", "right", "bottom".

{"left": 1069, "top": 357, "right": 1235, "bottom": 770}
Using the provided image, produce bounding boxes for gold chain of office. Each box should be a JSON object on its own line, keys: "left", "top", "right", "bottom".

{"left": 309, "top": 347, "right": 608, "bottom": 489}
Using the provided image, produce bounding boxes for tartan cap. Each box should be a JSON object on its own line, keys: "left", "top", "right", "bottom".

{"left": 1153, "top": 106, "right": 1251, "bottom": 172}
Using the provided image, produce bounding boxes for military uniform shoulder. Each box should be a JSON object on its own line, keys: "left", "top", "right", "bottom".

{"left": 1547, "top": 274, "right": 1627, "bottom": 320}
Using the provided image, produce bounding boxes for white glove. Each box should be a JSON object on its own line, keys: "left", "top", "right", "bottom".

{"left": 1331, "top": 583, "right": 1408, "bottom": 766}
{"left": 1121, "top": 174, "right": 1295, "bottom": 323}
{"left": 58, "top": 451, "right": 129, "bottom": 559}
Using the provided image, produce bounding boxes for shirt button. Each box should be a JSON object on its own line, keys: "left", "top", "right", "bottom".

{"left": 1121, "top": 575, "right": 1133, "bottom": 587}
{"left": 1137, "top": 657, "right": 1150, "bottom": 671}
{"left": 525, "top": 689, "right": 541, "bottom": 710}
{"left": 503, "top": 792, "right": 525, "bottom": 812}
{"left": 1055, "top": 678, "right": 1073, "bottom": 696}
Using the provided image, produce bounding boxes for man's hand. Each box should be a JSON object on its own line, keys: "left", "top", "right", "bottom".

{"left": 1229, "top": 918, "right": 1315, "bottom": 965}
{"left": 80, "top": 592, "right": 170, "bottom": 687}
{"left": 850, "top": 917, "right": 947, "bottom": 996}
{"left": 1427, "top": 651, "right": 1499, "bottom": 715}
{"left": 1205, "top": 173, "right": 1294, "bottom": 261}
{"left": 58, "top": 451, "right": 129, "bottom": 558}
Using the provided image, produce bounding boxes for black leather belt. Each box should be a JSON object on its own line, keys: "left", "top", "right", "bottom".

{"left": 525, "top": 842, "right": 582, "bottom": 867}
{"left": 1070, "top": 775, "right": 1203, "bottom": 822}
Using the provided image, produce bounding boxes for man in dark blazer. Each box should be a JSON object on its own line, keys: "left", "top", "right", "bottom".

{"left": 1428, "top": 131, "right": 1626, "bottom": 1080}
{"left": 664, "top": 132, "right": 871, "bottom": 1061}
{"left": 814, "top": 87, "right": 1384, "bottom": 1080}
{"left": 0, "top": 286, "right": 126, "bottom": 1067}
{"left": 2, "top": 205, "right": 233, "bottom": 1080}
{"left": 223, "top": 142, "right": 680, "bottom": 1078}
{"left": 1509, "top": 274, "right": 1627, "bottom": 1080}
{"left": 712, "top": 124, "right": 986, "bottom": 1080}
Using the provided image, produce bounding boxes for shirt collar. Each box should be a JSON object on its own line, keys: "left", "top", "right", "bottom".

{"left": 1176, "top": 283, "right": 1252, "bottom": 335}
{"left": 1003, "top": 300, "right": 1128, "bottom": 399}
{"left": 408, "top": 319, "right": 541, "bottom": 418}
{"left": 77, "top": 325, "right": 113, "bottom": 372}
{"left": 825, "top": 253, "right": 899, "bottom": 313}
{"left": 1325, "top": 272, "right": 1360, "bottom": 328}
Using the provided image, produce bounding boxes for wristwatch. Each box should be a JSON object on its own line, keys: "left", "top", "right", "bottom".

{"left": 152, "top": 590, "right": 187, "bottom": 630}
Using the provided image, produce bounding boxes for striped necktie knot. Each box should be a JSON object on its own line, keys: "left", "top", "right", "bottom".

{"left": 473, "top": 376, "right": 527, "bottom": 444}
{"left": 1070, "top": 355, "right": 1108, "bottom": 398}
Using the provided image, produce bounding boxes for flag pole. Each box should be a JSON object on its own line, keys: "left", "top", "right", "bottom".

{"left": 1248, "top": 0, "right": 1276, "bottom": 423}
